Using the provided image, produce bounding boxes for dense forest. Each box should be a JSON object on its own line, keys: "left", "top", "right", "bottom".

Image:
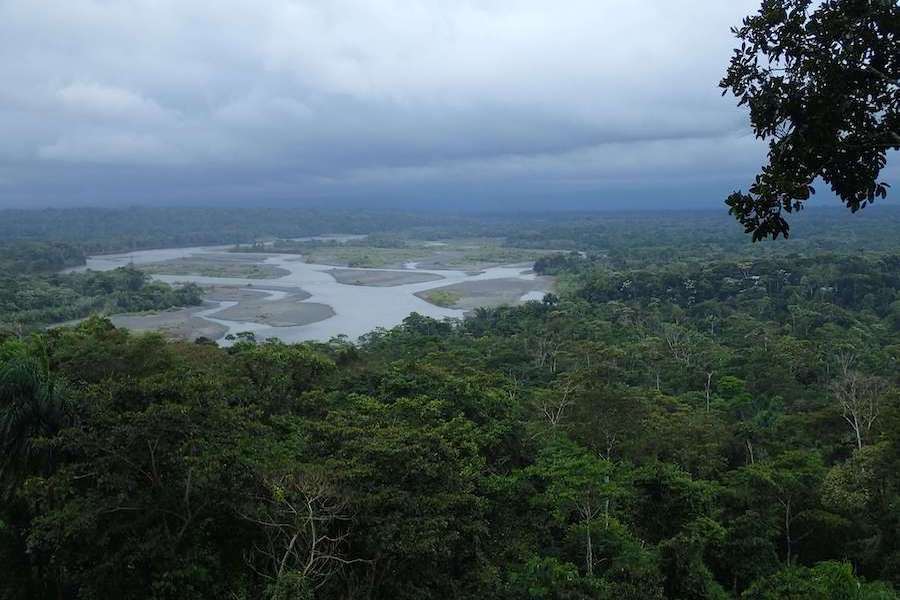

{"left": 3, "top": 206, "right": 900, "bottom": 257}
{"left": 1, "top": 208, "right": 899, "bottom": 599}
{"left": 0, "top": 208, "right": 477, "bottom": 253}
{"left": 0, "top": 242, "right": 203, "bottom": 332}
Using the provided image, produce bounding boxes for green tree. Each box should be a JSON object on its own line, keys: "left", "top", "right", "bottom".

{"left": 0, "top": 342, "right": 71, "bottom": 498}
{"left": 658, "top": 517, "right": 729, "bottom": 600}
{"left": 505, "top": 556, "right": 606, "bottom": 599}
{"left": 735, "top": 450, "right": 827, "bottom": 564}
{"left": 21, "top": 370, "right": 259, "bottom": 599}
{"left": 742, "top": 560, "right": 897, "bottom": 599}
{"left": 722, "top": 0, "right": 899, "bottom": 240}
{"left": 529, "top": 437, "right": 621, "bottom": 578}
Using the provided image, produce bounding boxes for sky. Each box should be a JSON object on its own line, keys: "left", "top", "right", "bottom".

{"left": 0, "top": 0, "right": 889, "bottom": 211}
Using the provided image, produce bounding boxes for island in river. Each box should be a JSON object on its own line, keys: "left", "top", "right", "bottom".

{"left": 72, "top": 241, "right": 556, "bottom": 344}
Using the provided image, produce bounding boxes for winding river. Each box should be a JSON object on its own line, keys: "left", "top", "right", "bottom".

{"left": 73, "top": 246, "right": 549, "bottom": 344}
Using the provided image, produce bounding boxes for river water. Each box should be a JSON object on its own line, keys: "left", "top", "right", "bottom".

{"left": 74, "top": 246, "right": 546, "bottom": 344}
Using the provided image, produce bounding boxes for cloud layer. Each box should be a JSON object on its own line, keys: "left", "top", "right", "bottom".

{"left": 0, "top": 0, "right": 799, "bottom": 208}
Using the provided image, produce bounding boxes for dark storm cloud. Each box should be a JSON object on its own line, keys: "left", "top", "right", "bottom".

{"left": 0, "top": 0, "right": 779, "bottom": 208}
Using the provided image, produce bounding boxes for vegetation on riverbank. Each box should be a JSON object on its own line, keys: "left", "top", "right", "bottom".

{"left": 419, "top": 289, "right": 460, "bottom": 307}
{"left": 235, "top": 236, "right": 557, "bottom": 270}
{"left": 0, "top": 246, "right": 203, "bottom": 331}
{"left": 139, "top": 257, "right": 290, "bottom": 279}
{"left": 0, "top": 267, "right": 203, "bottom": 331}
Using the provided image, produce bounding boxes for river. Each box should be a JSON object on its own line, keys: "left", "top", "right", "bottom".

{"left": 73, "top": 246, "right": 550, "bottom": 344}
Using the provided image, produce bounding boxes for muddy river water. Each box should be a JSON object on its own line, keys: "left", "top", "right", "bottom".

{"left": 74, "top": 246, "right": 552, "bottom": 344}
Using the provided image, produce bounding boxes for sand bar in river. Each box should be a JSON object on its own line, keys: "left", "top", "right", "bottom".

{"left": 326, "top": 268, "right": 444, "bottom": 287}
{"left": 416, "top": 277, "right": 554, "bottom": 310}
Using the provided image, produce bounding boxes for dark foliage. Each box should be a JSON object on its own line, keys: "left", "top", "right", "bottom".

{"left": 721, "top": 0, "right": 899, "bottom": 240}
{"left": 0, "top": 267, "right": 203, "bottom": 331}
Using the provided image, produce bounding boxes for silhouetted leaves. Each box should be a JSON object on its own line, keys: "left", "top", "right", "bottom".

{"left": 722, "top": 0, "right": 899, "bottom": 240}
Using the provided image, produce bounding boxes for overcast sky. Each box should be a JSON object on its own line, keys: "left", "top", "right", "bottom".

{"left": 1, "top": 0, "right": 888, "bottom": 210}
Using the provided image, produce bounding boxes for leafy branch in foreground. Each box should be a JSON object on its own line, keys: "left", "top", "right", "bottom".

{"left": 722, "top": 0, "right": 899, "bottom": 240}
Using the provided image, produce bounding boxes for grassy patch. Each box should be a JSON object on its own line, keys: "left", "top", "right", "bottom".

{"left": 294, "top": 238, "right": 561, "bottom": 269}
{"left": 421, "top": 290, "right": 461, "bottom": 307}
{"left": 140, "top": 259, "right": 288, "bottom": 279}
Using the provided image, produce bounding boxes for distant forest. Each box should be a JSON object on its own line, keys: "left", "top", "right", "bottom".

{"left": 3, "top": 205, "right": 900, "bottom": 254}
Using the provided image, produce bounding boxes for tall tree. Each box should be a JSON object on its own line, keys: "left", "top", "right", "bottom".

{"left": 736, "top": 450, "right": 827, "bottom": 565}
{"left": 830, "top": 371, "right": 889, "bottom": 449}
{"left": 529, "top": 437, "right": 619, "bottom": 578}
